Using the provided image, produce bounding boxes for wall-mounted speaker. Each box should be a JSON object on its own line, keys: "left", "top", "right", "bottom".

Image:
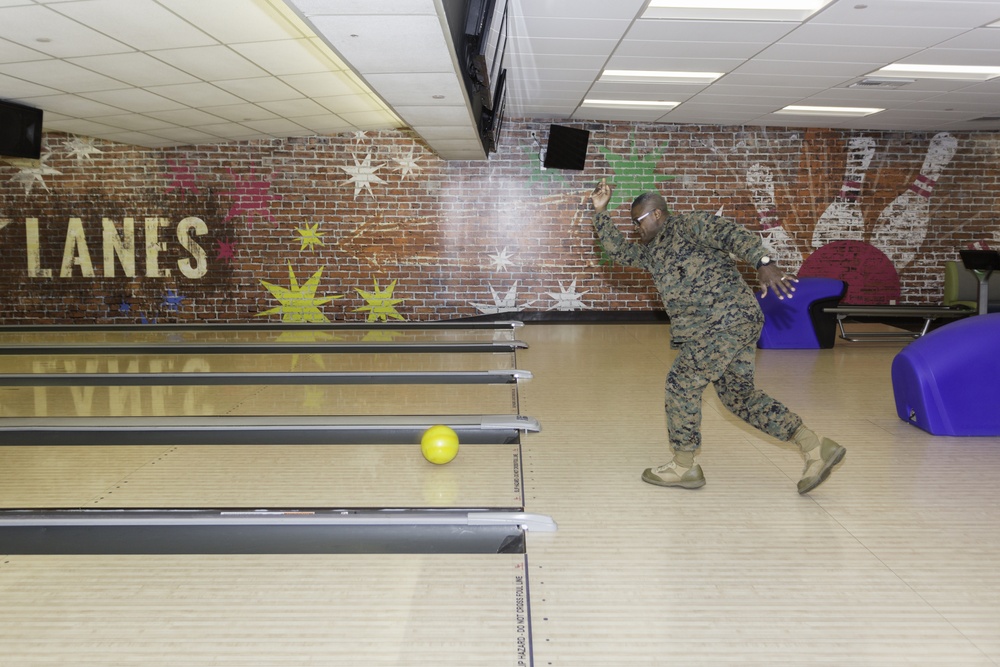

{"left": 0, "top": 99, "right": 43, "bottom": 160}
{"left": 543, "top": 124, "right": 590, "bottom": 171}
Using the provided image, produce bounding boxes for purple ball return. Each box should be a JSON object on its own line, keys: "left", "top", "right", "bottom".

{"left": 756, "top": 277, "right": 847, "bottom": 349}
{"left": 891, "top": 313, "right": 1000, "bottom": 436}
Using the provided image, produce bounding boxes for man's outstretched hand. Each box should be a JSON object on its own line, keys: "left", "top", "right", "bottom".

{"left": 591, "top": 178, "right": 612, "bottom": 212}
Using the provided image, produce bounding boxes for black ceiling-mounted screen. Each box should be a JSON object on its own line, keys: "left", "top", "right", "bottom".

{"left": 543, "top": 124, "right": 590, "bottom": 171}
{"left": 0, "top": 99, "right": 43, "bottom": 160}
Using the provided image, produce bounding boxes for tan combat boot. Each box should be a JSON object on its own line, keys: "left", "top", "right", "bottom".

{"left": 793, "top": 425, "right": 846, "bottom": 494}
{"left": 642, "top": 450, "right": 706, "bottom": 489}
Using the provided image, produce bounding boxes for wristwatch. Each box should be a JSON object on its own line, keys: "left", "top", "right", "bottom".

{"left": 756, "top": 255, "right": 772, "bottom": 269}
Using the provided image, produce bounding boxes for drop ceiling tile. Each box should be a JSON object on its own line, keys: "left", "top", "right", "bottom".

{"left": 0, "top": 59, "right": 125, "bottom": 93}
{"left": 158, "top": 0, "right": 304, "bottom": 43}
{"left": 231, "top": 38, "right": 335, "bottom": 76}
{"left": 80, "top": 88, "right": 187, "bottom": 113}
{"left": 902, "top": 47, "right": 1000, "bottom": 67}
{"left": 733, "top": 59, "right": 878, "bottom": 78}
{"left": 147, "top": 126, "right": 227, "bottom": 144}
{"left": 146, "top": 82, "right": 246, "bottom": 107}
{"left": 0, "top": 5, "right": 129, "bottom": 58}
{"left": 628, "top": 18, "right": 797, "bottom": 43}
{"left": 613, "top": 38, "right": 776, "bottom": 60}
{"left": 390, "top": 105, "right": 472, "bottom": 126}
{"left": 0, "top": 36, "right": 47, "bottom": 64}
{"left": 361, "top": 72, "right": 466, "bottom": 105}
{"left": 200, "top": 103, "right": 279, "bottom": 122}
{"left": 315, "top": 94, "right": 390, "bottom": 114}
{"left": 0, "top": 71, "right": 59, "bottom": 98}
{"left": 288, "top": 114, "right": 354, "bottom": 134}
{"left": 517, "top": 0, "right": 647, "bottom": 20}
{"left": 258, "top": 97, "right": 328, "bottom": 117}
{"left": 306, "top": 15, "right": 455, "bottom": 73}
{"left": 92, "top": 130, "right": 172, "bottom": 147}
{"left": 516, "top": 16, "right": 632, "bottom": 40}
{"left": 150, "top": 45, "right": 267, "bottom": 81}
{"left": 145, "top": 108, "right": 230, "bottom": 126}
{"left": 508, "top": 36, "right": 619, "bottom": 57}
{"left": 41, "top": 118, "right": 123, "bottom": 135}
{"left": 811, "top": 0, "right": 1000, "bottom": 28}
{"left": 214, "top": 76, "right": 303, "bottom": 102}
{"left": 289, "top": 0, "right": 438, "bottom": 17}
{"left": 604, "top": 56, "right": 746, "bottom": 73}
{"left": 50, "top": 0, "right": 216, "bottom": 51}
{"left": 68, "top": 52, "right": 198, "bottom": 87}
{"left": 240, "top": 118, "right": 311, "bottom": 135}
{"left": 280, "top": 71, "right": 366, "bottom": 97}
{"left": 336, "top": 108, "right": 408, "bottom": 128}
{"left": 193, "top": 123, "right": 266, "bottom": 140}
{"left": 94, "top": 114, "right": 177, "bottom": 131}
{"left": 782, "top": 23, "right": 966, "bottom": 48}
{"left": 19, "top": 92, "right": 125, "bottom": 117}
{"left": 755, "top": 43, "right": 916, "bottom": 64}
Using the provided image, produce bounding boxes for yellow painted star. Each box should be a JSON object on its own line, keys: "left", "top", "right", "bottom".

{"left": 257, "top": 265, "right": 341, "bottom": 323}
{"left": 296, "top": 223, "right": 325, "bottom": 251}
{"left": 354, "top": 279, "right": 405, "bottom": 322}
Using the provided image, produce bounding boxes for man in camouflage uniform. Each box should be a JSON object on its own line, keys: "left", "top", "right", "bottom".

{"left": 590, "top": 179, "right": 845, "bottom": 494}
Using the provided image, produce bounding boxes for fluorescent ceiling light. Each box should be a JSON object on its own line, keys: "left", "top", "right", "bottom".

{"left": 870, "top": 63, "right": 1000, "bottom": 81}
{"left": 582, "top": 99, "right": 679, "bottom": 109}
{"left": 601, "top": 69, "right": 724, "bottom": 84}
{"left": 775, "top": 105, "right": 883, "bottom": 117}
{"left": 643, "top": 0, "right": 831, "bottom": 21}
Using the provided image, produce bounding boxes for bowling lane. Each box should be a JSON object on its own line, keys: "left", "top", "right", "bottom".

{"left": 0, "top": 326, "right": 516, "bottom": 347}
{"left": 0, "top": 443, "right": 523, "bottom": 509}
{"left": 0, "top": 553, "right": 529, "bottom": 667}
{"left": 0, "top": 351, "right": 517, "bottom": 374}
{"left": 0, "top": 382, "right": 518, "bottom": 417}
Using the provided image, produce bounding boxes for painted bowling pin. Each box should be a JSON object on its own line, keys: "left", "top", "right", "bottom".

{"left": 871, "top": 132, "right": 958, "bottom": 268}
{"left": 746, "top": 162, "right": 802, "bottom": 273}
{"left": 811, "top": 136, "right": 876, "bottom": 248}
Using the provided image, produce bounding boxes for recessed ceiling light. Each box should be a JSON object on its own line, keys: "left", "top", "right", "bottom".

{"left": 601, "top": 69, "right": 724, "bottom": 84}
{"left": 869, "top": 63, "right": 1000, "bottom": 81}
{"left": 643, "top": 0, "right": 832, "bottom": 22}
{"left": 582, "top": 99, "right": 679, "bottom": 109}
{"left": 775, "top": 105, "right": 883, "bottom": 117}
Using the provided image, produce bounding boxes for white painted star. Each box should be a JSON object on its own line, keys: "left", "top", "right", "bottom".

{"left": 63, "top": 136, "right": 103, "bottom": 161}
{"left": 485, "top": 247, "right": 516, "bottom": 272}
{"left": 7, "top": 155, "right": 61, "bottom": 194}
{"left": 547, "top": 279, "right": 591, "bottom": 311}
{"left": 469, "top": 282, "right": 537, "bottom": 314}
{"left": 352, "top": 131, "right": 368, "bottom": 143}
{"left": 393, "top": 147, "right": 422, "bottom": 178}
{"left": 340, "top": 152, "right": 385, "bottom": 199}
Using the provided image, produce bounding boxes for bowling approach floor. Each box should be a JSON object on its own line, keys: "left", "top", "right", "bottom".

{"left": 2, "top": 321, "right": 1000, "bottom": 665}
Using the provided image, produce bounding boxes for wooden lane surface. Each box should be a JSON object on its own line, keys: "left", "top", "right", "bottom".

{"left": 0, "top": 351, "right": 517, "bottom": 374}
{"left": 0, "top": 553, "right": 530, "bottom": 667}
{"left": 516, "top": 323, "right": 1000, "bottom": 666}
{"left": 0, "top": 380, "right": 518, "bottom": 418}
{"left": 0, "top": 443, "right": 523, "bottom": 510}
{"left": 0, "top": 327, "right": 516, "bottom": 346}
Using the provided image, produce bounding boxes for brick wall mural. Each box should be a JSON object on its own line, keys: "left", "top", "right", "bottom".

{"left": 1, "top": 120, "right": 998, "bottom": 324}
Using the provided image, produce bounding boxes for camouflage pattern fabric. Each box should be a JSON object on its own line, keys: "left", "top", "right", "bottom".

{"left": 593, "top": 209, "right": 802, "bottom": 451}
{"left": 593, "top": 210, "right": 768, "bottom": 347}
{"left": 665, "top": 322, "right": 802, "bottom": 452}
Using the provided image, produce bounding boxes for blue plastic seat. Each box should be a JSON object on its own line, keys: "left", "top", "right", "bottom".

{"left": 756, "top": 277, "right": 847, "bottom": 349}
{"left": 891, "top": 313, "right": 1000, "bottom": 436}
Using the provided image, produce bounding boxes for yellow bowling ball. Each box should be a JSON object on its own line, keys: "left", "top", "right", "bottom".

{"left": 421, "top": 425, "right": 460, "bottom": 464}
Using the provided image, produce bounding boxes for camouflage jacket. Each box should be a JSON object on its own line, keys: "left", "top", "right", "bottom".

{"left": 593, "top": 209, "right": 768, "bottom": 346}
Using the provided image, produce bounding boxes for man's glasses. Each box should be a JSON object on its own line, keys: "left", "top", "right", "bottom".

{"left": 632, "top": 210, "right": 654, "bottom": 226}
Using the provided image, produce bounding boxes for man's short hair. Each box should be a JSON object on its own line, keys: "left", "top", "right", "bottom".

{"left": 632, "top": 192, "right": 668, "bottom": 212}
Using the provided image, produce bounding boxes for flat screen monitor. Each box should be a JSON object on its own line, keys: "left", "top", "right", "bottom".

{"left": 0, "top": 99, "right": 43, "bottom": 160}
{"left": 543, "top": 124, "right": 590, "bottom": 171}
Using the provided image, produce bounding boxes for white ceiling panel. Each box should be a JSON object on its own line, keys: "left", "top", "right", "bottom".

{"left": 80, "top": 88, "right": 186, "bottom": 113}
{"left": 50, "top": 0, "right": 216, "bottom": 51}
{"left": 68, "top": 52, "right": 198, "bottom": 87}
{"left": 150, "top": 46, "right": 268, "bottom": 80}
{"left": 0, "top": 4, "right": 129, "bottom": 58}
{"left": 1, "top": 0, "right": 999, "bottom": 162}
{"left": 810, "top": 1, "right": 1000, "bottom": 28}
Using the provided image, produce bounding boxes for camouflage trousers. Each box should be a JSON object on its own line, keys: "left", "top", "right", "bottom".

{"left": 666, "top": 322, "right": 802, "bottom": 453}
